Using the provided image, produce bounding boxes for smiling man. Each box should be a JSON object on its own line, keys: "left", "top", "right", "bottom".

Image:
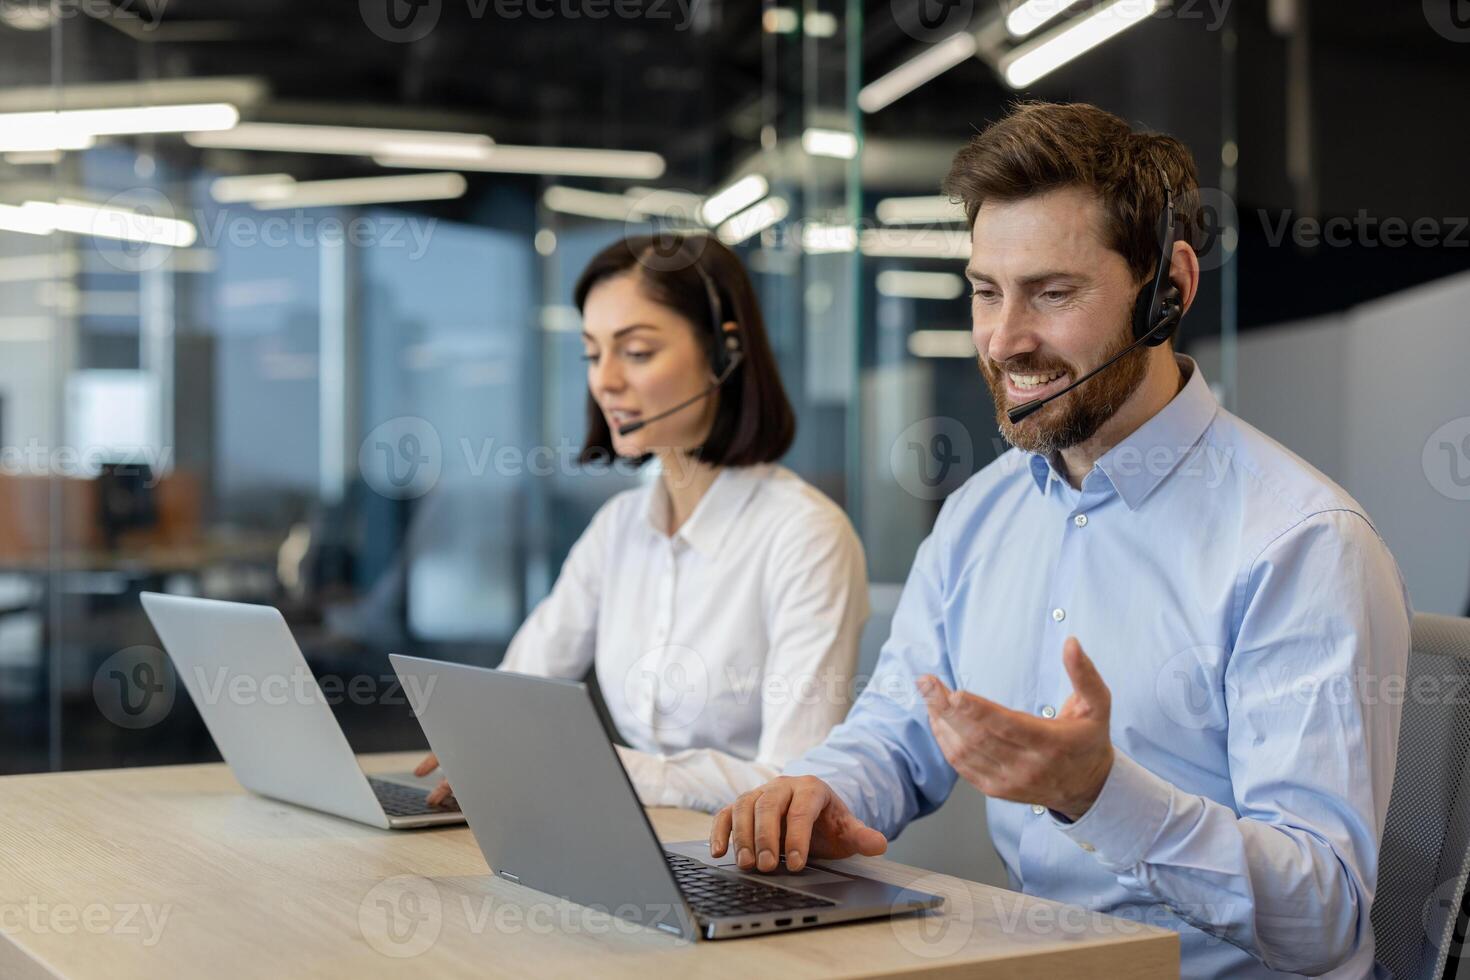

{"left": 710, "top": 102, "right": 1412, "bottom": 978}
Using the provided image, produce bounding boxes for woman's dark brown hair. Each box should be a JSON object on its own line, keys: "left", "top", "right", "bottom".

{"left": 573, "top": 234, "right": 795, "bottom": 466}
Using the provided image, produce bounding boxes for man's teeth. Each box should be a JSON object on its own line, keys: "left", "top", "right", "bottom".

{"left": 1009, "top": 369, "right": 1066, "bottom": 389}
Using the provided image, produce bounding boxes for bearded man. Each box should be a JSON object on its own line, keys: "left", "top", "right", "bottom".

{"left": 711, "top": 101, "right": 1412, "bottom": 980}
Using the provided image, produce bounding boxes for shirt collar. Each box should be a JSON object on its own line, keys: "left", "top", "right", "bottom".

{"left": 644, "top": 463, "right": 771, "bottom": 555}
{"left": 1026, "top": 354, "right": 1219, "bottom": 510}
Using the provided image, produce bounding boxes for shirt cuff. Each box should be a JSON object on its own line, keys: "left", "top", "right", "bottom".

{"left": 1047, "top": 750, "right": 1172, "bottom": 872}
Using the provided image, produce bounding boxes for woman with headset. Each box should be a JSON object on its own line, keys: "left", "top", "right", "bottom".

{"left": 416, "top": 234, "right": 869, "bottom": 813}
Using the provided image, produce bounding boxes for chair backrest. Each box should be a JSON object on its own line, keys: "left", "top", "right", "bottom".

{"left": 1372, "top": 613, "right": 1470, "bottom": 980}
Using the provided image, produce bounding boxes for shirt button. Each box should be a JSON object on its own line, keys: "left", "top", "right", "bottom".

{"left": 1040, "top": 704, "right": 1056, "bottom": 719}
{"left": 1074, "top": 514, "right": 1088, "bottom": 527}
{"left": 1051, "top": 607, "right": 1066, "bottom": 622}
{"left": 1030, "top": 804, "right": 1046, "bottom": 816}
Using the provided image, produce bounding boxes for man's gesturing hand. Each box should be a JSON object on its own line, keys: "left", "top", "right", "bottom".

{"left": 709, "top": 775, "right": 888, "bottom": 873}
{"left": 918, "top": 636, "right": 1114, "bottom": 821}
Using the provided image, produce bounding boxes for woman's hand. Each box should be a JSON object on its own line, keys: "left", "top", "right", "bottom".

{"left": 414, "top": 752, "right": 454, "bottom": 806}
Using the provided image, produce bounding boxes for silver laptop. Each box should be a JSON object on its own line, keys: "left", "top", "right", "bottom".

{"left": 139, "top": 592, "right": 464, "bottom": 830}
{"left": 389, "top": 653, "right": 944, "bottom": 940}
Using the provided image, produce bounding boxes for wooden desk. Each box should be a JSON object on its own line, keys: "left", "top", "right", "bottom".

{"left": 0, "top": 753, "right": 1179, "bottom": 978}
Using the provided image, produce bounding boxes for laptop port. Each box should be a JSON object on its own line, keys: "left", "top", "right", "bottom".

{"left": 802, "top": 915, "right": 817, "bottom": 924}
{"left": 775, "top": 917, "right": 792, "bottom": 927}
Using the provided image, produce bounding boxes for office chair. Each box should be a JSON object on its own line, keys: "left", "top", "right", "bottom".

{"left": 1373, "top": 613, "right": 1470, "bottom": 979}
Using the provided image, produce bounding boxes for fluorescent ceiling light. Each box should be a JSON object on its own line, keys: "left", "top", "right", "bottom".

{"left": 877, "top": 270, "right": 966, "bottom": 300}
{"left": 210, "top": 173, "right": 296, "bottom": 203}
{"left": 875, "top": 195, "right": 966, "bottom": 226}
{"left": 1005, "top": 0, "right": 1086, "bottom": 36}
{"left": 247, "top": 173, "right": 467, "bottom": 209}
{"left": 16, "top": 199, "right": 198, "bottom": 247}
{"left": 858, "top": 32, "right": 976, "bottom": 114}
{"left": 801, "top": 223, "right": 858, "bottom": 254}
{"left": 0, "top": 103, "right": 238, "bottom": 152}
{"left": 187, "top": 122, "right": 493, "bottom": 158}
{"left": 701, "top": 174, "right": 769, "bottom": 226}
{"left": 625, "top": 187, "right": 706, "bottom": 219}
{"left": 0, "top": 77, "right": 266, "bottom": 113}
{"left": 0, "top": 5, "right": 55, "bottom": 30}
{"left": 1000, "top": 0, "right": 1161, "bottom": 88}
{"left": 801, "top": 128, "right": 859, "bottom": 160}
{"left": 763, "top": 7, "right": 797, "bottom": 32}
{"left": 0, "top": 130, "right": 96, "bottom": 154}
{"left": 0, "top": 204, "right": 54, "bottom": 236}
{"left": 717, "top": 197, "right": 789, "bottom": 245}
{"left": 805, "top": 11, "right": 838, "bottom": 36}
{"left": 377, "top": 144, "right": 665, "bottom": 180}
{"left": 907, "top": 329, "right": 977, "bottom": 358}
{"left": 860, "top": 227, "right": 970, "bottom": 259}
{"left": 542, "top": 186, "right": 636, "bottom": 221}
{"left": 3, "top": 150, "right": 66, "bottom": 166}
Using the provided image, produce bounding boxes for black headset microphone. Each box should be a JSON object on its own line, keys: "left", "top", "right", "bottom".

{"left": 615, "top": 255, "right": 745, "bottom": 438}
{"left": 1006, "top": 171, "right": 1185, "bottom": 426}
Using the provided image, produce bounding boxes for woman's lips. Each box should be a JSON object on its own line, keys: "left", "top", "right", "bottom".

{"left": 607, "top": 409, "right": 642, "bottom": 430}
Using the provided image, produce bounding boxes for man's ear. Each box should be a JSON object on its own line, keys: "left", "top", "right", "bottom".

{"left": 1170, "top": 240, "right": 1201, "bottom": 316}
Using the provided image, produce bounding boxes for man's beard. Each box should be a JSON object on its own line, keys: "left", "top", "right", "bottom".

{"left": 979, "top": 316, "right": 1149, "bottom": 456}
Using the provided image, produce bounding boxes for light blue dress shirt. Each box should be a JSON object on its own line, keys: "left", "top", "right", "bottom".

{"left": 785, "top": 356, "right": 1412, "bottom": 979}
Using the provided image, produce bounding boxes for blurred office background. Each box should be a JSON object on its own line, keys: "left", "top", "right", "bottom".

{"left": 0, "top": 0, "right": 1467, "bottom": 870}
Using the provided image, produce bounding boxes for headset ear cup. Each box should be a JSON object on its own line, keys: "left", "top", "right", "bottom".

{"left": 1147, "top": 284, "right": 1183, "bottom": 346}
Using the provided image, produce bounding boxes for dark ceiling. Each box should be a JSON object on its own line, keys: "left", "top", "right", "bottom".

{"left": 2, "top": 0, "right": 1466, "bottom": 323}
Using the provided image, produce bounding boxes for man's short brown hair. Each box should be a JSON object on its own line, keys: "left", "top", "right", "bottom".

{"left": 942, "top": 100, "right": 1202, "bottom": 286}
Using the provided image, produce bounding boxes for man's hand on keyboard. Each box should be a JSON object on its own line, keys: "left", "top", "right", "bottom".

{"left": 414, "top": 752, "right": 454, "bottom": 807}
{"left": 709, "top": 775, "right": 887, "bottom": 874}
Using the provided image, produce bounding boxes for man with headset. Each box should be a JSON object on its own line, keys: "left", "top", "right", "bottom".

{"left": 711, "top": 101, "right": 1411, "bottom": 978}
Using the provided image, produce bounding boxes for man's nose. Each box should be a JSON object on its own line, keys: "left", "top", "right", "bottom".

{"left": 983, "top": 298, "right": 1040, "bottom": 365}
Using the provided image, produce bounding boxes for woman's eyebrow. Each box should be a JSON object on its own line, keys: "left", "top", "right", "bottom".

{"left": 582, "top": 323, "right": 661, "bottom": 341}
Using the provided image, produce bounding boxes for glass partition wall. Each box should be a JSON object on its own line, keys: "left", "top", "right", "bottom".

{"left": 1, "top": 1, "right": 874, "bottom": 772}
{"left": 0, "top": 1, "right": 1275, "bottom": 774}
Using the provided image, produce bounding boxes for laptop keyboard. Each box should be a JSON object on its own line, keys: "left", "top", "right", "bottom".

{"left": 368, "top": 777, "right": 461, "bottom": 817}
{"left": 664, "top": 851, "right": 836, "bottom": 919}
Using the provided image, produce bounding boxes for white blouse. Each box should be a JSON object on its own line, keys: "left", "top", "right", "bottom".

{"left": 500, "top": 462, "right": 869, "bottom": 812}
